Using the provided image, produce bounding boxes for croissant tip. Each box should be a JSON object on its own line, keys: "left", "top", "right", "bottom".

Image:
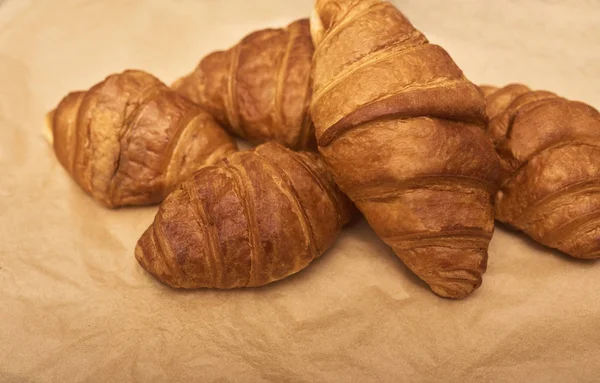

{"left": 171, "top": 77, "right": 185, "bottom": 90}
{"left": 134, "top": 242, "right": 144, "bottom": 263}
{"left": 574, "top": 250, "right": 600, "bottom": 260}
{"left": 134, "top": 228, "right": 184, "bottom": 288}
{"left": 429, "top": 280, "right": 481, "bottom": 299}
{"left": 44, "top": 110, "right": 55, "bottom": 145}
{"left": 309, "top": 8, "right": 325, "bottom": 47}
{"left": 426, "top": 269, "right": 483, "bottom": 299}
{"left": 478, "top": 85, "right": 499, "bottom": 98}
{"left": 135, "top": 239, "right": 169, "bottom": 285}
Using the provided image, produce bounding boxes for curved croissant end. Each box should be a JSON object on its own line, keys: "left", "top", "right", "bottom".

{"left": 310, "top": 0, "right": 499, "bottom": 298}
{"left": 387, "top": 230, "right": 489, "bottom": 298}
{"left": 484, "top": 84, "right": 600, "bottom": 259}
{"left": 309, "top": 8, "right": 325, "bottom": 47}
{"left": 48, "top": 70, "right": 237, "bottom": 208}
{"left": 135, "top": 142, "right": 354, "bottom": 289}
{"left": 173, "top": 20, "right": 315, "bottom": 150}
{"left": 312, "top": 0, "right": 377, "bottom": 44}
{"left": 44, "top": 110, "right": 55, "bottom": 145}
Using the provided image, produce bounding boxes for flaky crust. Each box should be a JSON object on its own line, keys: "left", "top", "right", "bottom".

{"left": 484, "top": 84, "right": 600, "bottom": 259}
{"left": 310, "top": 0, "right": 500, "bottom": 298}
{"left": 48, "top": 70, "right": 237, "bottom": 208}
{"left": 173, "top": 19, "right": 315, "bottom": 150}
{"left": 135, "top": 142, "right": 354, "bottom": 288}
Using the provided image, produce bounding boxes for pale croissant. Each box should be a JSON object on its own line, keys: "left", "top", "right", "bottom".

{"left": 482, "top": 84, "right": 600, "bottom": 259}
{"left": 173, "top": 19, "right": 315, "bottom": 150}
{"left": 135, "top": 142, "right": 354, "bottom": 288}
{"left": 310, "top": 0, "right": 500, "bottom": 298}
{"left": 47, "top": 70, "right": 237, "bottom": 208}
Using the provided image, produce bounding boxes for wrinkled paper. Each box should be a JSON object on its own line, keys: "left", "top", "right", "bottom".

{"left": 1, "top": 0, "right": 600, "bottom": 381}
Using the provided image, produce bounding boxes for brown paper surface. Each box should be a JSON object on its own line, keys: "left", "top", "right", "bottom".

{"left": 1, "top": 1, "right": 600, "bottom": 382}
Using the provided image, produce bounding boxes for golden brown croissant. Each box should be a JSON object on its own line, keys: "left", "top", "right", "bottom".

{"left": 135, "top": 142, "right": 354, "bottom": 288}
{"left": 309, "top": 0, "right": 500, "bottom": 298}
{"left": 47, "top": 69, "right": 237, "bottom": 208}
{"left": 173, "top": 19, "right": 315, "bottom": 150}
{"left": 482, "top": 84, "right": 600, "bottom": 259}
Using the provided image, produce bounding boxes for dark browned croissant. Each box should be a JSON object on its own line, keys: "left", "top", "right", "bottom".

{"left": 482, "top": 84, "right": 600, "bottom": 259}
{"left": 173, "top": 19, "right": 315, "bottom": 150}
{"left": 135, "top": 142, "right": 354, "bottom": 288}
{"left": 309, "top": 0, "right": 500, "bottom": 298}
{"left": 47, "top": 70, "right": 237, "bottom": 208}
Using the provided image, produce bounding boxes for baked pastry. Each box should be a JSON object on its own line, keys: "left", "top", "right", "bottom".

{"left": 47, "top": 69, "right": 237, "bottom": 207}
{"left": 173, "top": 19, "right": 315, "bottom": 149}
{"left": 135, "top": 142, "right": 354, "bottom": 288}
{"left": 309, "top": 0, "right": 500, "bottom": 298}
{"left": 483, "top": 84, "right": 600, "bottom": 259}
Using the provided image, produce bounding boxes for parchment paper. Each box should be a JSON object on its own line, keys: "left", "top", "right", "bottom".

{"left": 1, "top": 1, "right": 600, "bottom": 382}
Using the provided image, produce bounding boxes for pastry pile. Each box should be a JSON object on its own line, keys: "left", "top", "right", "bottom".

{"left": 47, "top": 0, "right": 600, "bottom": 298}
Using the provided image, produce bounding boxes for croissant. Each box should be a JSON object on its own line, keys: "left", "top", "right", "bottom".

{"left": 173, "top": 19, "right": 315, "bottom": 150}
{"left": 482, "top": 84, "right": 600, "bottom": 259}
{"left": 135, "top": 142, "right": 354, "bottom": 288}
{"left": 309, "top": 0, "right": 500, "bottom": 298}
{"left": 47, "top": 70, "right": 237, "bottom": 208}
